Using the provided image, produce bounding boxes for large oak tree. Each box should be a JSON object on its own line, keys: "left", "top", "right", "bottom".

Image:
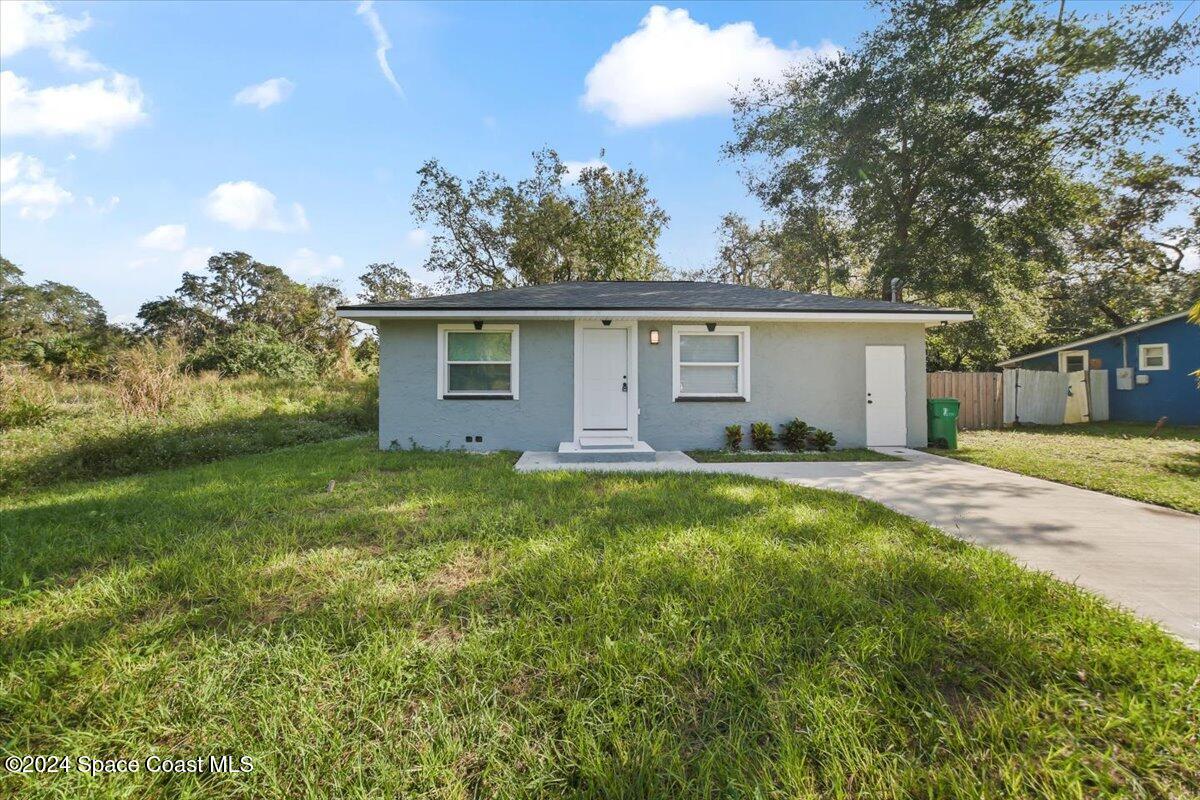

{"left": 727, "top": 0, "right": 1199, "bottom": 368}
{"left": 411, "top": 148, "right": 669, "bottom": 291}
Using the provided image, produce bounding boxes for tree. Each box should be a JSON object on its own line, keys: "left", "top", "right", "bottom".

{"left": 138, "top": 251, "right": 354, "bottom": 372}
{"left": 692, "top": 210, "right": 851, "bottom": 294}
{"left": 572, "top": 159, "right": 670, "bottom": 282}
{"left": 728, "top": 0, "right": 1199, "bottom": 366}
{"left": 412, "top": 148, "right": 669, "bottom": 291}
{"left": 0, "top": 255, "right": 124, "bottom": 373}
{"left": 1045, "top": 147, "right": 1200, "bottom": 339}
{"left": 704, "top": 214, "right": 778, "bottom": 286}
{"left": 357, "top": 262, "right": 429, "bottom": 303}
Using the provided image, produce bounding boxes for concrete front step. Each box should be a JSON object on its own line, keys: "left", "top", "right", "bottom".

{"left": 556, "top": 440, "right": 656, "bottom": 462}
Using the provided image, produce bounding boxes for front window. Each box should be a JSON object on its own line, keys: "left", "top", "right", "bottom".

{"left": 673, "top": 326, "right": 749, "bottom": 400}
{"left": 1060, "top": 350, "right": 1087, "bottom": 373}
{"left": 1138, "top": 343, "right": 1169, "bottom": 371}
{"left": 438, "top": 325, "right": 518, "bottom": 398}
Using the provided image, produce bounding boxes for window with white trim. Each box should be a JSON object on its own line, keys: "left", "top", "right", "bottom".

{"left": 672, "top": 326, "right": 750, "bottom": 400}
{"left": 1058, "top": 349, "right": 1088, "bottom": 373}
{"left": 1138, "top": 343, "right": 1169, "bottom": 371}
{"left": 437, "top": 324, "right": 519, "bottom": 398}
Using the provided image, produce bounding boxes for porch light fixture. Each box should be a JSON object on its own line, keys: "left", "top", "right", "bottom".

{"left": 473, "top": 321, "right": 484, "bottom": 330}
{"left": 649, "top": 329, "right": 660, "bottom": 345}
{"left": 602, "top": 319, "right": 612, "bottom": 326}
{"left": 706, "top": 322, "right": 717, "bottom": 332}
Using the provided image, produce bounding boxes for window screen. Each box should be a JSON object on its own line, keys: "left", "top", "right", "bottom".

{"left": 444, "top": 330, "right": 513, "bottom": 394}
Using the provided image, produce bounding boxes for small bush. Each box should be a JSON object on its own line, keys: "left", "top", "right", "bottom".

{"left": 808, "top": 428, "right": 837, "bottom": 452}
{"left": 724, "top": 424, "right": 743, "bottom": 452}
{"left": 779, "top": 418, "right": 811, "bottom": 451}
{"left": 0, "top": 369, "right": 56, "bottom": 430}
{"left": 188, "top": 323, "right": 318, "bottom": 380}
{"left": 111, "top": 340, "right": 184, "bottom": 417}
{"left": 750, "top": 421, "right": 776, "bottom": 451}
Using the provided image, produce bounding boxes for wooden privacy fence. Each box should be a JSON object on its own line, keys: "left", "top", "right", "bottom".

{"left": 926, "top": 371, "right": 1004, "bottom": 429}
{"left": 927, "top": 369, "right": 1111, "bottom": 430}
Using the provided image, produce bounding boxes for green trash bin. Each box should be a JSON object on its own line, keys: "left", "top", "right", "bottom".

{"left": 928, "top": 398, "right": 960, "bottom": 450}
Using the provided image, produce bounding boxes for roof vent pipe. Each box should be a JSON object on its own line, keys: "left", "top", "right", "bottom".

{"left": 889, "top": 278, "right": 904, "bottom": 303}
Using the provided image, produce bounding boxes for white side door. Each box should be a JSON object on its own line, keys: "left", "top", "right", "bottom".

{"left": 580, "top": 327, "right": 629, "bottom": 431}
{"left": 865, "top": 345, "right": 907, "bottom": 447}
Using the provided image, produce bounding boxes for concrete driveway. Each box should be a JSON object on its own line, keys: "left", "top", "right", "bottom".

{"left": 516, "top": 449, "right": 1200, "bottom": 648}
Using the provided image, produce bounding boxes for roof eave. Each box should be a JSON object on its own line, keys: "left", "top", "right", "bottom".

{"left": 337, "top": 308, "right": 975, "bottom": 325}
{"left": 995, "top": 310, "right": 1189, "bottom": 367}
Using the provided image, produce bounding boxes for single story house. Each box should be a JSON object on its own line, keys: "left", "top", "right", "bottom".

{"left": 338, "top": 281, "right": 973, "bottom": 456}
{"left": 996, "top": 310, "right": 1198, "bottom": 425}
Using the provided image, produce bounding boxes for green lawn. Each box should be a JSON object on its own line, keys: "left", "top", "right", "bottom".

{"left": 930, "top": 422, "right": 1200, "bottom": 513}
{"left": 0, "top": 373, "right": 376, "bottom": 491}
{"left": 2, "top": 438, "right": 1196, "bottom": 798}
{"left": 687, "top": 448, "right": 899, "bottom": 463}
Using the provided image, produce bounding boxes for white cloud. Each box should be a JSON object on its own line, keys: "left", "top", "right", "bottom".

{"left": 179, "top": 246, "right": 214, "bottom": 272}
{"left": 234, "top": 77, "right": 295, "bottom": 109}
{"left": 0, "top": 152, "right": 73, "bottom": 219}
{"left": 287, "top": 247, "right": 345, "bottom": 277}
{"left": 0, "top": 0, "right": 98, "bottom": 70}
{"left": 355, "top": 1, "right": 404, "bottom": 97}
{"left": 563, "top": 159, "right": 609, "bottom": 183}
{"left": 85, "top": 194, "right": 119, "bottom": 213}
{"left": 582, "top": 6, "right": 838, "bottom": 126}
{"left": 138, "top": 223, "right": 187, "bottom": 252}
{"left": 204, "top": 181, "right": 308, "bottom": 232}
{"left": 404, "top": 228, "right": 430, "bottom": 247}
{"left": 0, "top": 154, "right": 23, "bottom": 186}
{"left": 0, "top": 70, "right": 147, "bottom": 146}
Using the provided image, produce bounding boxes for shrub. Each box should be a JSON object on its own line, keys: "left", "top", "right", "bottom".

{"left": 750, "top": 421, "right": 776, "bottom": 451}
{"left": 188, "top": 323, "right": 318, "bottom": 380}
{"left": 779, "top": 418, "right": 811, "bottom": 451}
{"left": 808, "top": 428, "right": 837, "bottom": 452}
{"left": 0, "top": 368, "right": 56, "bottom": 430}
{"left": 110, "top": 339, "right": 184, "bottom": 417}
{"left": 724, "top": 423, "right": 743, "bottom": 452}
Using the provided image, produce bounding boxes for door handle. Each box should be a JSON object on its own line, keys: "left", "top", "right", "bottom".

{"left": 867, "top": 400, "right": 873, "bottom": 404}
{"left": 622, "top": 381, "right": 628, "bottom": 392}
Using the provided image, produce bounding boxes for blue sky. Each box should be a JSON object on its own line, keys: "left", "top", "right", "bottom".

{"left": 0, "top": 1, "right": 1192, "bottom": 322}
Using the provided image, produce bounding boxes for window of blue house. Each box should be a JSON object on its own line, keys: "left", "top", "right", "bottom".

{"left": 1138, "top": 343, "right": 1169, "bottom": 371}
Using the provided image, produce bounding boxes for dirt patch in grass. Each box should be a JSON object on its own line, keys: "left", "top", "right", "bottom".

{"left": 420, "top": 548, "right": 493, "bottom": 597}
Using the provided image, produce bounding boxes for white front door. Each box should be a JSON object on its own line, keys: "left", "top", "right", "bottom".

{"left": 580, "top": 327, "right": 629, "bottom": 431}
{"left": 865, "top": 345, "right": 907, "bottom": 447}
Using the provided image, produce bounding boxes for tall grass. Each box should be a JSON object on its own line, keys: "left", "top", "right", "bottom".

{"left": 110, "top": 338, "right": 185, "bottom": 416}
{"left": 0, "top": 367, "right": 56, "bottom": 431}
{"left": 0, "top": 371, "right": 376, "bottom": 491}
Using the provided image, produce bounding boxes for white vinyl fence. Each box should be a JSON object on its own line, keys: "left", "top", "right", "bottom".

{"left": 1002, "top": 369, "right": 1109, "bottom": 425}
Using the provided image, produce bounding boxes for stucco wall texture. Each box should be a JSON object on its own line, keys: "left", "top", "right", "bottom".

{"left": 377, "top": 319, "right": 929, "bottom": 451}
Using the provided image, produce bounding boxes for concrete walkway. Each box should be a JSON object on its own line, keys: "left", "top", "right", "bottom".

{"left": 515, "top": 449, "right": 1200, "bottom": 648}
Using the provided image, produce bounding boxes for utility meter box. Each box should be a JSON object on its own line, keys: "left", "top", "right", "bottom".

{"left": 1115, "top": 367, "right": 1133, "bottom": 390}
{"left": 1135, "top": 373, "right": 1150, "bottom": 385}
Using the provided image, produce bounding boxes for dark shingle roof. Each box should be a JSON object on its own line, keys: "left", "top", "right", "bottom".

{"left": 338, "top": 281, "right": 966, "bottom": 315}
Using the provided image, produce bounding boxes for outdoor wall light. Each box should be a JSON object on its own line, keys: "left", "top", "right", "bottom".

{"left": 473, "top": 321, "right": 484, "bottom": 330}
{"left": 706, "top": 322, "right": 717, "bottom": 332}
{"left": 602, "top": 319, "right": 612, "bottom": 326}
{"left": 649, "top": 329, "right": 660, "bottom": 345}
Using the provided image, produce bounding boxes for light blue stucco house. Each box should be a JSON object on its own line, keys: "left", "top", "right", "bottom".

{"left": 996, "top": 310, "right": 1199, "bottom": 425}
{"left": 338, "top": 281, "right": 973, "bottom": 457}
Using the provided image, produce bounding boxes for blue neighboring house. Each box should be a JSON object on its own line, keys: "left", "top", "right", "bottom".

{"left": 997, "top": 310, "right": 1199, "bottom": 425}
